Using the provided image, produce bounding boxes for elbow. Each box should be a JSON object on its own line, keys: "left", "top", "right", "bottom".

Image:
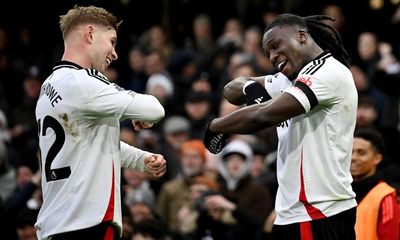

{"left": 223, "top": 79, "right": 246, "bottom": 105}
{"left": 157, "top": 105, "right": 166, "bottom": 120}
{"left": 222, "top": 84, "right": 235, "bottom": 100}
{"left": 153, "top": 99, "right": 166, "bottom": 122}
{"left": 147, "top": 95, "right": 165, "bottom": 122}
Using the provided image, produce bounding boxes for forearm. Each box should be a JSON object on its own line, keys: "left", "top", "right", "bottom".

{"left": 120, "top": 141, "right": 150, "bottom": 171}
{"left": 210, "top": 103, "right": 273, "bottom": 134}
{"left": 210, "top": 92, "right": 303, "bottom": 134}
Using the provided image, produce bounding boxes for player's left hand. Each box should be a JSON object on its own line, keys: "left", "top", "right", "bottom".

{"left": 203, "top": 120, "right": 228, "bottom": 154}
{"left": 132, "top": 120, "right": 154, "bottom": 131}
{"left": 144, "top": 154, "right": 166, "bottom": 177}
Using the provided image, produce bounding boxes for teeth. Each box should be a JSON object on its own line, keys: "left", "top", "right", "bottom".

{"left": 278, "top": 61, "right": 286, "bottom": 71}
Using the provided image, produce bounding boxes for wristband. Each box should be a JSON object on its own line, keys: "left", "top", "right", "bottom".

{"left": 243, "top": 81, "right": 271, "bottom": 105}
{"left": 242, "top": 80, "right": 256, "bottom": 95}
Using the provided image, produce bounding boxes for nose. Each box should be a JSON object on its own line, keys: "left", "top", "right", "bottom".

{"left": 351, "top": 151, "right": 358, "bottom": 161}
{"left": 269, "top": 51, "right": 278, "bottom": 66}
{"left": 112, "top": 48, "right": 118, "bottom": 61}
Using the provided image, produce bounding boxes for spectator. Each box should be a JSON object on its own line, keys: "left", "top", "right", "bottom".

{"left": 186, "top": 14, "right": 217, "bottom": 72}
{"left": 144, "top": 50, "right": 172, "bottom": 82}
{"left": 350, "top": 64, "right": 391, "bottom": 128}
{"left": 122, "top": 168, "right": 156, "bottom": 211}
{"left": 176, "top": 174, "right": 220, "bottom": 239}
{"left": 143, "top": 25, "right": 182, "bottom": 73}
{"left": 125, "top": 45, "right": 148, "bottom": 93}
{"left": 126, "top": 186, "right": 158, "bottom": 224}
{"left": 151, "top": 115, "right": 192, "bottom": 195}
{"left": 127, "top": 181, "right": 172, "bottom": 240}
{"left": 157, "top": 139, "right": 208, "bottom": 235}
{"left": 351, "top": 128, "right": 400, "bottom": 240}
{"left": 191, "top": 72, "right": 213, "bottom": 94}
{"left": 145, "top": 73, "right": 174, "bottom": 109}
{"left": 201, "top": 139, "right": 273, "bottom": 240}
{"left": 131, "top": 218, "right": 172, "bottom": 240}
{"left": 120, "top": 125, "right": 138, "bottom": 147}
{"left": 15, "top": 207, "right": 39, "bottom": 240}
{"left": 249, "top": 143, "right": 278, "bottom": 199}
{"left": 356, "top": 96, "right": 379, "bottom": 129}
{"left": 0, "top": 139, "right": 16, "bottom": 202}
{"left": 183, "top": 91, "right": 215, "bottom": 139}
{"left": 217, "top": 18, "right": 244, "bottom": 51}
{"left": 9, "top": 73, "right": 41, "bottom": 161}
{"left": 321, "top": 4, "right": 355, "bottom": 56}
{"left": 242, "top": 26, "right": 273, "bottom": 74}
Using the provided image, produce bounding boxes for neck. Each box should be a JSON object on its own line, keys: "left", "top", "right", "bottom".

{"left": 353, "top": 169, "right": 376, "bottom": 182}
{"left": 62, "top": 38, "right": 92, "bottom": 69}
{"left": 307, "top": 43, "right": 324, "bottom": 62}
{"left": 62, "top": 51, "right": 92, "bottom": 69}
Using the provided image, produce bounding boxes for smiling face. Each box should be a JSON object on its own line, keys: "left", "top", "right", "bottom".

{"left": 263, "top": 25, "right": 311, "bottom": 79}
{"left": 351, "top": 137, "right": 382, "bottom": 181}
{"left": 90, "top": 25, "right": 118, "bottom": 74}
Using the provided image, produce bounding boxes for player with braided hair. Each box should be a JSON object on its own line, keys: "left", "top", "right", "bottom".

{"left": 203, "top": 13, "right": 357, "bottom": 239}
{"left": 276, "top": 14, "right": 351, "bottom": 68}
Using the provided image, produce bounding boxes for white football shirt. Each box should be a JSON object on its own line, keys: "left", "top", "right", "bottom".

{"left": 35, "top": 61, "right": 164, "bottom": 239}
{"left": 264, "top": 52, "right": 357, "bottom": 225}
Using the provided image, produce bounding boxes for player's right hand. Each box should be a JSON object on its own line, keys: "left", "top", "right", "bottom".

{"left": 203, "top": 121, "right": 228, "bottom": 154}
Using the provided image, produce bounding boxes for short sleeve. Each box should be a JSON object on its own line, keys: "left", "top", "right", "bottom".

{"left": 264, "top": 72, "right": 292, "bottom": 98}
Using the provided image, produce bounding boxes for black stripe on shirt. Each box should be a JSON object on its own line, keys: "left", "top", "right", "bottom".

{"left": 303, "top": 59, "right": 325, "bottom": 75}
{"left": 300, "top": 51, "right": 332, "bottom": 75}
{"left": 294, "top": 81, "right": 318, "bottom": 110}
{"left": 319, "top": 52, "right": 332, "bottom": 61}
{"left": 302, "top": 64, "right": 315, "bottom": 75}
{"left": 308, "top": 59, "right": 325, "bottom": 75}
{"left": 85, "top": 69, "right": 110, "bottom": 85}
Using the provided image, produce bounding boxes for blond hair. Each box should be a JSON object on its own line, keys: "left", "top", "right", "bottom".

{"left": 59, "top": 5, "right": 120, "bottom": 39}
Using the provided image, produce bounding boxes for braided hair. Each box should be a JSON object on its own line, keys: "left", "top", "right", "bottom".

{"left": 264, "top": 13, "right": 351, "bottom": 68}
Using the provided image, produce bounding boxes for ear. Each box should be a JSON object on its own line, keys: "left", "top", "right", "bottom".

{"left": 85, "top": 25, "right": 95, "bottom": 43}
{"left": 298, "top": 30, "right": 308, "bottom": 44}
{"left": 373, "top": 153, "right": 383, "bottom": 166}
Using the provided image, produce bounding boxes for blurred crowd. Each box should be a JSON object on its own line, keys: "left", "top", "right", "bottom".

{"left": 0, "top": 0, "right": 400, "bottom": 239}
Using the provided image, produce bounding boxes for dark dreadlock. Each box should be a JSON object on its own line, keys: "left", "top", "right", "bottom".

{"left": 264, "top": 13, "right": 351, "bottom": 68}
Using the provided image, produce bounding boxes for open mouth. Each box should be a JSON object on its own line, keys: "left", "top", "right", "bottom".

{"left": 350, "top": 163, "right": 359, "bottom": 171}
{"left": 277, "top": 60, "right": 288, "bottom": 72}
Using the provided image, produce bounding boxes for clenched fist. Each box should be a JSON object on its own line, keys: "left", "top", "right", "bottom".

{"left": 203, "top": 120, "right": 228, "bottom": 154}
{"left": 144, "top": 154, "right": 166, "bottom": 177}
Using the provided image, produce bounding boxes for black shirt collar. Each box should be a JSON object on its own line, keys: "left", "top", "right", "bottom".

{"left": 53, "top": 60, "right": 84, "bottom": 71}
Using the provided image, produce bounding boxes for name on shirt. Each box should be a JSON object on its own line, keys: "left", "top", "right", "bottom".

{"left": 41, "top": 83, "right": 62, "bottom": 107}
